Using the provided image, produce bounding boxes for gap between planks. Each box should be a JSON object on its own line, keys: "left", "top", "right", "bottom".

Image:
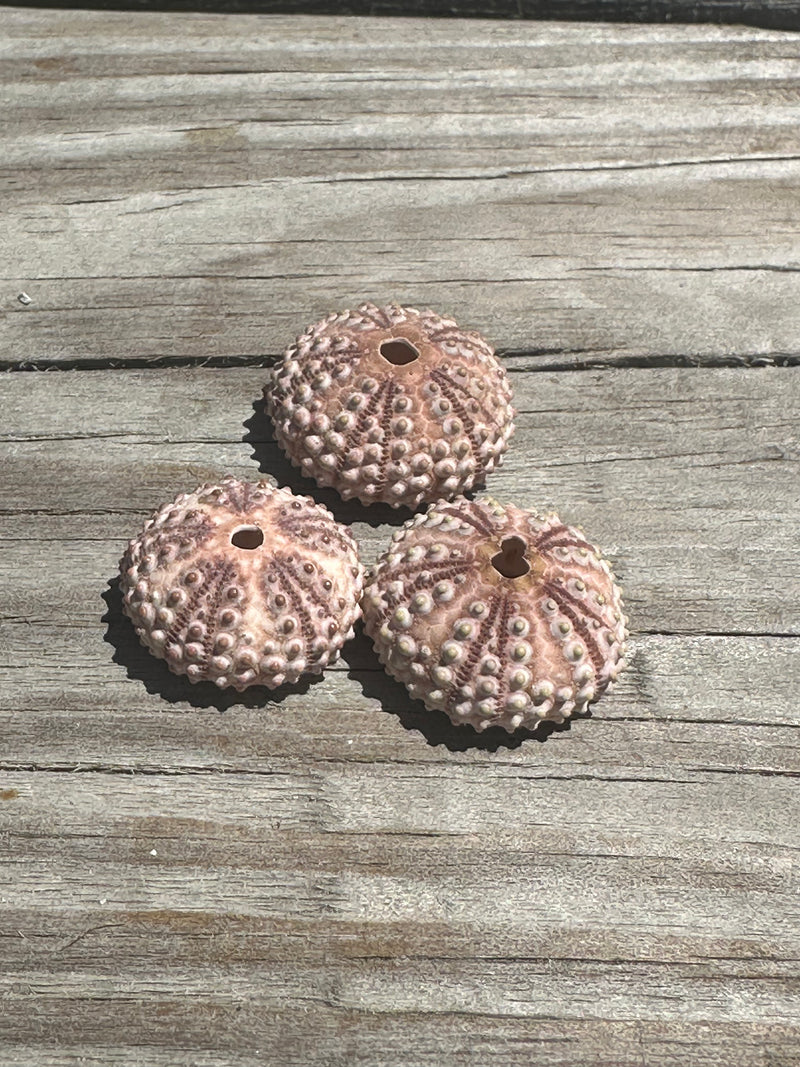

{"left": 2, "top": 351, "right": 799, "bottom": 373}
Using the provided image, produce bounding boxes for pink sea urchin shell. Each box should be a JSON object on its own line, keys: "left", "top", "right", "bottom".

{"left": 363, "top": 497, "right": 627, "bottom": 733}
{"left": 266, "top": 303, "right": 515, "bottom": 509}
{"left": 120, "top": 476, "right": 363, "bottom": 690}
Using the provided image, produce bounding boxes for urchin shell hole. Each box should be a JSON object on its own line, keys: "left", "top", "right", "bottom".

{"left": 491, "top": 536, "right": 531, "bottom": 579}
{"left": 379, "top": 338, "right": 420, "bottom": 366}
{"left": 230, "top": 525, "right": 264, "bottom": 550}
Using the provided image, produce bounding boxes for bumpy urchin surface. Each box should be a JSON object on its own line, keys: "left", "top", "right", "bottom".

{"left": 120, "top": 476, "right": 364, "bottom": 690}
{"left": 363, "top": 497, "right": 627, "bottom": 733}
{"left": 266, "top": 303, "right": 515, "bottom": 509}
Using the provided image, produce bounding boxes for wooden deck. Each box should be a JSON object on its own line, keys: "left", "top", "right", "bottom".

{"left": 1, "top": 8, "right": 799, "bottom": 1066}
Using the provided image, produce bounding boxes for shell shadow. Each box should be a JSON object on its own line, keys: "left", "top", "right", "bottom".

{"left": 345, "top": 627, "right": 574, "bottom": 753}
{"left": 102, "top": 576, "right": 321, "bottom": 711}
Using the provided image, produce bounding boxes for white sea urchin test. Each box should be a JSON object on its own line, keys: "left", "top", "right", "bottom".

{"left": 266, "top": 303, "right": 515, "bottom": 508}
{"left": 120, "top": 476, "right": 363, "bottom": 689}
{"left": 363, "top": 496, "right": 627, "bottom": 732}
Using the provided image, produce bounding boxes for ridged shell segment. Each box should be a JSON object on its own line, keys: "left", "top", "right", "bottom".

{"left": 363, "top": 497, "right": 627, "bottom": 732}
{"left": 120, "top": 476, "right": 364, "bottom": 690}
{"left": 266, "top": 303, "right": 515, "bottom": 508}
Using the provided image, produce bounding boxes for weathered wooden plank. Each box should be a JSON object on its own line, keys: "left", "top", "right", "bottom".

{"left": 5, "top": 760, "right": 798, "bottom": 865}
{"left": 2, "top": 11, "right": 800, "bottom": 367}
{"left": 2, "top": 625, "right": 799, "bottom": 765}
{"left": 1, "top": 753, "right": 799, "bottom": 1062}
{"left": 1, "top": 362, "right": 798, "bottom": 1063}
{"left": 2, "top": 11, "right": 799, "bottom": 1059}
{"left": 2, "top": 366, "right": 797, "bottom": 634}
{"left": 1, "top": 1027, "right": 799, "bottom": 1067}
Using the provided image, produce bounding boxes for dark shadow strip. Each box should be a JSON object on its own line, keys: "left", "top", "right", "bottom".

{"left": 2, "top": 350, "right": 799, "bottom": 373}
{"left": 2, "top": 0, "right": 799, "bottom": 31}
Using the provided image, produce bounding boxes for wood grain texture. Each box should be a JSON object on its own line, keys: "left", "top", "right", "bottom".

{"left": 2, "top": 365, "right": 798, "bottom": 634}
{"left": 1, "top": 362, "right": 799, "bottom": 1065}
{"left": 2, "top": 10, "right": 800, "bottom": 368}
{"left": 2, "top": 9, "right": 800, "bottom": 1065}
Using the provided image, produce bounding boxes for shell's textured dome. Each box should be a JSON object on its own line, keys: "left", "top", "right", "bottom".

{"left": 266, "top": 303, "right": 514, "bottom": 509}
{"left": 120, "top": 477, "right": 363, "bottom": 690}
{"left": 363, "top": 497, "right": 627, "bottom": 733}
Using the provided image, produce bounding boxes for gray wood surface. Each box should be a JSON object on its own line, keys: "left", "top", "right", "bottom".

{"left": 2, "top": 366, "right": 798, "bottom": 635}
{"left": 2, "top": 10, "right": 800, "bottom": 369}
{"left": 2, "top": 364, "right": 799, "bottom": 1066}
{"left": 1, "top": 9, "right": 799, "bottom": 1067}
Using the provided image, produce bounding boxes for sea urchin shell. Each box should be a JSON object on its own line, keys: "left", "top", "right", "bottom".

{"left": 363, "top": 497, "right": 627, "bottom": 733}
{"left": 120, "top": 476, "right": 363, "bottom": 690}
{"left": 266, "top": 303, "right": 514, "bottom": 509}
